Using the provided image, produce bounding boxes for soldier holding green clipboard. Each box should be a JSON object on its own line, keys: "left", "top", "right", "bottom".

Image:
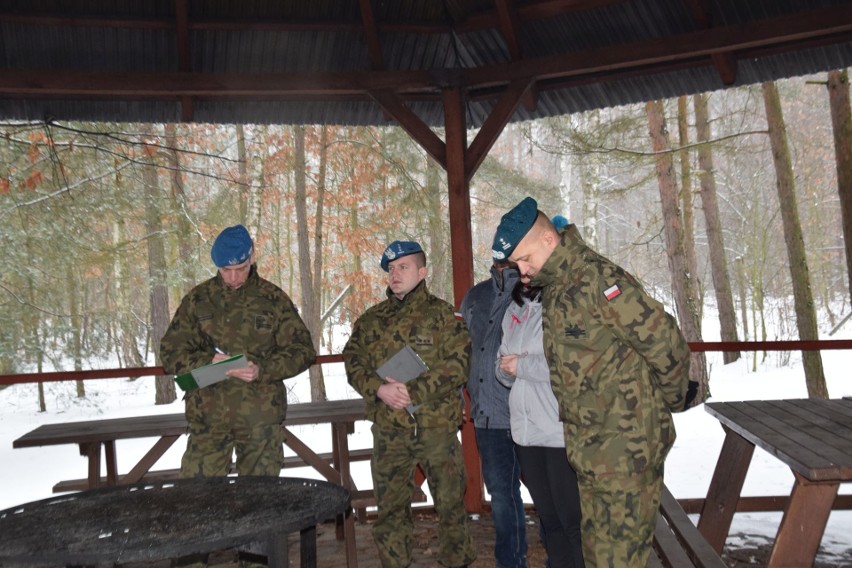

{"left": 160, "top": 224, "right": 316, "bottom": 478}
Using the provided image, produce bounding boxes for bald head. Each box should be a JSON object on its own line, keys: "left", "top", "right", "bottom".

{"left": 508, "top": 212, "right": 559, "bottom": 281}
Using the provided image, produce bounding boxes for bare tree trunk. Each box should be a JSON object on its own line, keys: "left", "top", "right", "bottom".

{"left": 21, "top": 212, "right": 47, "bottom": 410}
{"left": 761, "top": 81, "right": 828, "bottom": 399}
{"left": 246, "top": 126, "right": 264, "bottom": 237}
{"left": 694, "top": 93, "right": 741, "bottom": 364}
{"left": 426, "top": 157, "right": 448, "bottom": 297}
{"left": 581, "top": 111, "right": 600, "bottom": 248}
{"left": 237, "top": 123, "right": 249, "bottom": 224}
{"left": 558, "top": 145, "right": 574, "bottom": 221}
{"left": 67, "top": 265, "right": 85, "bottom": 398}
{"left": 733, "top": 257, "right": 749, "bottom": 341}
{"left": 310, "top": 126, "right": 328, "bottom": 401}
{"left": 111, "top": 161, "right": 141, "bottom": 368}
{"left": 646, "top": 100, "right": 709, "bottom": 403}
{"left": 827, "top": 70, "right": 852, "bottom": 310}
{"left": 163, "top": 123, "right": 195, "bottom": 295}
{"left": 676, "top": 96, "right": 703, "bottom": 316}
{"left": 294, "top": 126, "right": 326, "bottom": 402}
{"left": 142, "top": 128, "right": 176, "bottom": 405}
{"left": 114, "top": 218, "right": 143, "bottom": 368}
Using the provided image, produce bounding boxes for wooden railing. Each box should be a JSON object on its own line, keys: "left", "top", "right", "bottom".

{"left": 4, "top": 340, "right": 852, "bottom": 516}
{"left": 4, "top": 340, "right": 852, "bottom": 386}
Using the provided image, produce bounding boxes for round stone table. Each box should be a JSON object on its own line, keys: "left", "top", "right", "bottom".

{"left": 0, "top": 476, "right": 349, "bottom": 567}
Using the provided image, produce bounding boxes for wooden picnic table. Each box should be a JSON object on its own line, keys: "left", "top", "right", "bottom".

{"left": 697, "top": 398, "right": 852, "bottom": 567}
{"left": 12, "top": 398, "right": 367, "bottom": 568}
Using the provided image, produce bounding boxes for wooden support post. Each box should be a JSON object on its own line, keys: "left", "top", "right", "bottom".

{"left": 442, "top": 87, "right": 481, "bottom": 513}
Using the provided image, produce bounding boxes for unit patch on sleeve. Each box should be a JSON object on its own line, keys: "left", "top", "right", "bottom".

{"left": 603, "top": 284, "right": 622, "bottom": 301}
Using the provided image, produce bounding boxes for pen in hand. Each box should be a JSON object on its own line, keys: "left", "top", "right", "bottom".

{"left": 212, "top": 346, "right": 230, "bottom": 364}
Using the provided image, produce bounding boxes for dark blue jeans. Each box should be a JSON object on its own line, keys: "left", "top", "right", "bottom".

{"left": 476, "top": 427, "right": 528, "bottom": 568}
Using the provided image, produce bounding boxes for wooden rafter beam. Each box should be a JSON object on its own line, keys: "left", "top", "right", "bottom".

{"left": 493, "top": 0, "right": 537, "bottom": 111}
{"left": 495, "top": 0, "right": 523, "bottom": 60}
{"left": 0, "top": 69, "right": 438, "bottom": 97}
{"left": 684, "top": 0, "right": 737, "bottom": 85}
{"left": 464, "top": 4, "right": 852, "bottom": 89}
{"left": 367, "top": 89, "right": 446, "bottom": 166}
{"left": 174, "top": 0, "right": 194, "bottom": 121}
{"left": 465, "top": 78, "right": 533, "bottom": 182}
{"left": 359, "top": 0, "right": 384, "bottom": 70}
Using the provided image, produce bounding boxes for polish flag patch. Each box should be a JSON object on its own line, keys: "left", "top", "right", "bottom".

{"left": 604, "top": 284, "right": 622, "bottom": 301}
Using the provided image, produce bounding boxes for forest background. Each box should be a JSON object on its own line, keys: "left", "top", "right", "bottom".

{"left": 1, "top": 69, "right": 851, "bottom": 408}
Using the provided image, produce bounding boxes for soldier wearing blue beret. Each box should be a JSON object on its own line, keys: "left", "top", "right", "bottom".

{"left": 344, "top": 240, "right": 476, "bottom": 568}
{"left": 493, "top": 198, "right": 692, "bottom": 568}
{"left": 160, "top": 224, "right": 316, "bottom": 478}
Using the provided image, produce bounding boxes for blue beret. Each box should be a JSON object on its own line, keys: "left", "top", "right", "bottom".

{"left": 381, "top": 240, "right": 423, "bottom": 272}
{"left": 211, "top": 224, "right": 254, "bottom": 267}
{"left": 551, "top": 214, "right": 569, "bottom": 230}
{"left": 492, "top": 197, "right": 538, "bottom": 260}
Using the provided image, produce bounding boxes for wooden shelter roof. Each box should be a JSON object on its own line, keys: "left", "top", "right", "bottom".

{"left": 3, "top": 0, "right": 852, "bottom": 514}
{"left": 1, "top": 0, "right": 851, "bottom": 127}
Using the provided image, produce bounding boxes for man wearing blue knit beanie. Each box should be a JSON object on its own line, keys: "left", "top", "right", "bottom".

{"left": 160, "top": 224, "right": 316, "bottom": 477}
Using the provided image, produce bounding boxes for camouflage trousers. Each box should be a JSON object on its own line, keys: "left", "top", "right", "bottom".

{"left": 371, "top": 424, "right": 476, "bottom": 568}
{"left": 180, "top": 386, "right": 285, "bottom": 478}
{"left": 578, "top": 466, "right": 664, "bottom": 568}
{"left": 180, "top": 421, "right": 284, "bottom": 477}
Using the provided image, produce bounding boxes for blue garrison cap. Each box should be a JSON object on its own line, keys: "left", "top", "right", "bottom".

{"left": 211, "top": 224, "right": 254, "bottom": 267}
{"left": 551, "top": 214, "right": 569, "bottom": 230}
{"left": 381, "top": 240, "right": 423, "bottom": 272}
{"left": 492, "top": 197, "right": 538, "bottom": 260}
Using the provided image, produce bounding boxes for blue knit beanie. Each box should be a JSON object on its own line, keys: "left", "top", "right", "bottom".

{"left": 211, "top": 224, "right": 253, "bottom": 267}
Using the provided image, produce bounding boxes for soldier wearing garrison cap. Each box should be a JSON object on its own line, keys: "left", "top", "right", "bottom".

{"left": 160, "top": 224, "right": 316, "bottom": 478}
{"left": 493, "top": 198, "right": 693, "bottom": 568}
{"left": 344, "top": 240, "right": 476, "bottom": 568}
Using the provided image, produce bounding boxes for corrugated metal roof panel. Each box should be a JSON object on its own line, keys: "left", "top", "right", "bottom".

{"left": 0, "top": 0, "right": 851, "bottom": 126}
{"left": 0, "top": 23, "right": 175, "bottom": 72}
{"left": 0, "top": 98, "right": 182, "bottom": 123}
{"left": 192, "top": 30, "right": 369, "bottom": 73}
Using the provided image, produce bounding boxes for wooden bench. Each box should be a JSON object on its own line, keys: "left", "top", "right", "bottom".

{"left": 52, "top": 448, "right": 376, "bottom": 493}
{"left": 350, "top": 487, "right": 427, "bottom": 510}
{"left": 649, "top": 486, "right": 726, "bottom": 568}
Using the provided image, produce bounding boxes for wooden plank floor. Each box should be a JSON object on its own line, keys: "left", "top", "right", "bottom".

{"left": 287, "top": 509, "right": 550, "bottom": 568}
{"left": 170, "top": 508, "right": 549, "bottom": 568}
{"left": 117, "top": 507, "right": 852, "bottom": 567}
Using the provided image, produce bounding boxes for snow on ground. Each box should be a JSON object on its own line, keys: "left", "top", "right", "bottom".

{"left": 2, "top": 335, "right": 852, "bottom": 560}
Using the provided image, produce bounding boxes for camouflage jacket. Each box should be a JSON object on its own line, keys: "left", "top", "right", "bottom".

{"left": 159, "top": 266, "right": 316, "bottom": 385}
{"left": 530, "top": 225, "right": 690, "bottom": 479}
{"left": 344, "top": 280, "right": 471, "bottom": 431}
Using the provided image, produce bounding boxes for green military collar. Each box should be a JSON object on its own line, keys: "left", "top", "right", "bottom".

{"left": 384, "top": 278, "right": 430, "bottom": 309}
{"left": 215, "top": 264, "right": 261, "bottom": 294}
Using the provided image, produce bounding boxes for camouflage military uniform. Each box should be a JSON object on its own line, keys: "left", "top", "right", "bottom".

{"left": 160, "top": 266, "right": 316, "bottom": 478}
{"left": 344, "top": 280, "right": 476, "bottom": 568}
{"left": 530, "top": 225, "right": 691, "bottom": 568}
